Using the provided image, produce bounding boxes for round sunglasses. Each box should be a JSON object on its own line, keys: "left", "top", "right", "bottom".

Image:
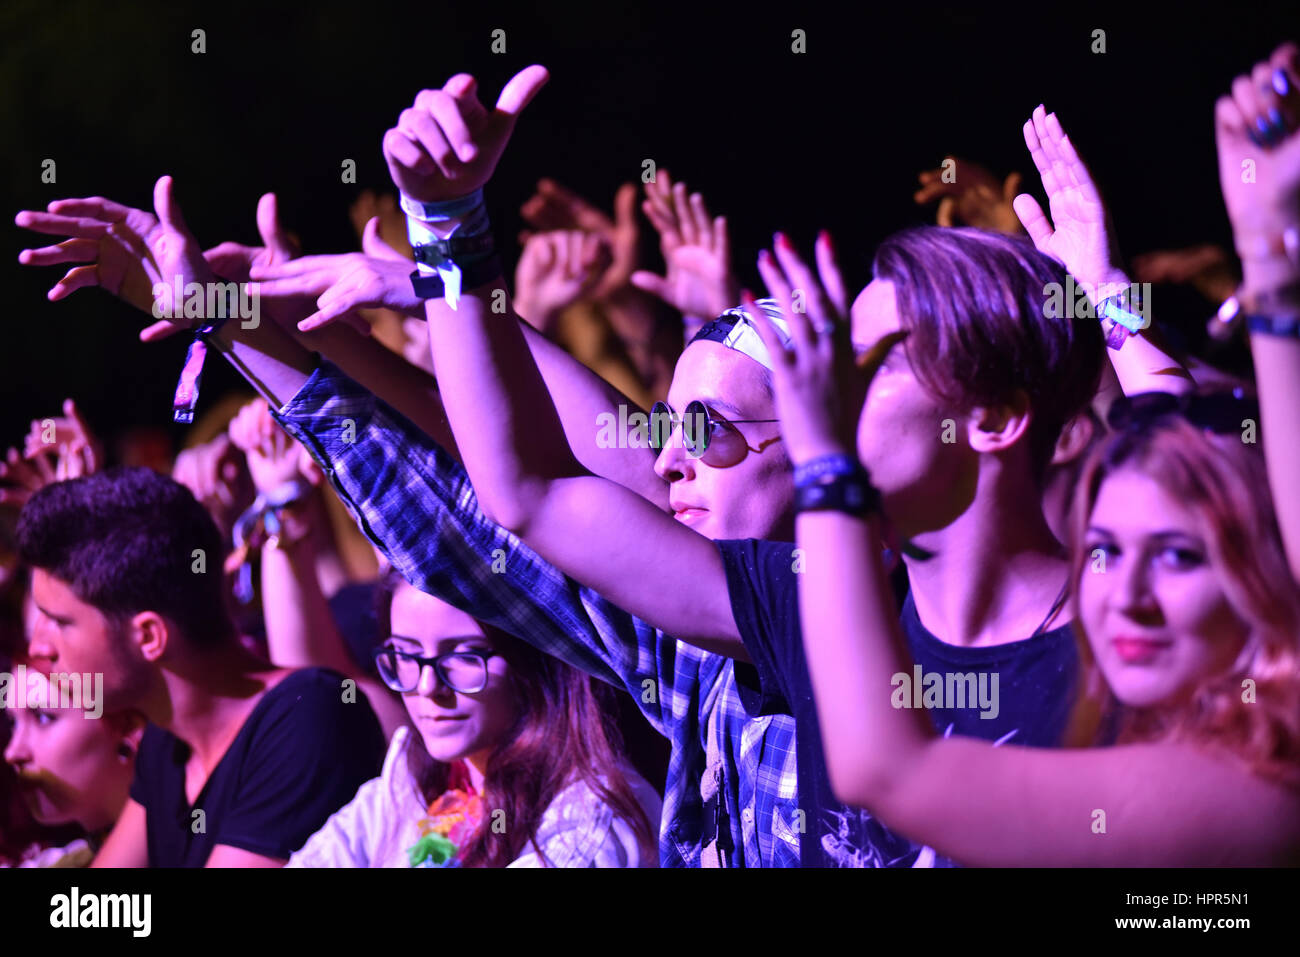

{"left": 647, "top": 400, "right": 781, "bottom": 467}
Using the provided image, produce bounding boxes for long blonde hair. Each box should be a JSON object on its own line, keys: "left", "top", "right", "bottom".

{"left": 1067, "top": 414, "right": 1300, "bottom": 786}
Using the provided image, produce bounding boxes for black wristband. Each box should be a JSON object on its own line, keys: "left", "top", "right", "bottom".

{"left": 794, "top": 469, "right": 881, "bottom": 517}
{"left": 412, "top": 233, "right": 498, "bottom": 267}
{"left": 408, "top": 254, "right": 505, "bottom": 303}
{"left": 1246, "top": 313, "right": 1300, "bottom": 338}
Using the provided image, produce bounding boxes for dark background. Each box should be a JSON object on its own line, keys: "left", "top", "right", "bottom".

{"left": 3, "top": 0, "right": 1297, "bottom": 448}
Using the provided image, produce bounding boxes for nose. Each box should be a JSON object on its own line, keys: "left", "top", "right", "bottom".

{"left": 26, "top": 621, "right": 57, "bottom": 662}
{"left": 415, "top": 661, "right": 455, "bottom": 701}
{"left": 652, "top": 420, "right": 697, "bottom": 484}
{"left": 4, "top": 721, "right": 31, "bottom": 768}
{"left": 1111, "top": 552, "right": 1159, "bottom": 618}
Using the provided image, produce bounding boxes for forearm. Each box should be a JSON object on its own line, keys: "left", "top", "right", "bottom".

{"left": 208, "top": 318, "right": 316, "bottom": 411}
{"left": 1243, "top": 253, "right": 1300, "bottom": 581}
{"left": 294, "top": 322, "right": 460, "bottom": 461}
{"left": 797, "top": 508, "right": 935, "bottom": 809}
{"left": 260, "top": 523, "right": 358, "bottom": 678}
{"left": 424, "top": 277, "right": 584, "bottom": 529}
{"left": 1087, "top": 270, "right": 1193, "bottom": 395}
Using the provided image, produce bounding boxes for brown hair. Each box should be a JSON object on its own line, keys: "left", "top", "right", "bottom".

{"left": 872, "top": 226, "right": 1105, "bottom": 477}
{"left": 376, "top": 573, "right": 656, "bottom": 866}
{"left": 1067, "top": 416, "right": 1300, "bottom": 785}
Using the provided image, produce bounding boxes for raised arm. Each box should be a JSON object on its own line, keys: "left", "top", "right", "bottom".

{"left": 1216, "top": 43, "right": 1300, "bottom": 581}
{"left": 1014, "top": 107, "right": 1193, "bottom": 395}
{"left": 749, "top": 240, "right": 1300, "bottom": 867}
{"left": 382, "top": 68, "right": 744, "bottom": 657}
{"left": 247, "top": 206, "right": 667, "bottom": 505}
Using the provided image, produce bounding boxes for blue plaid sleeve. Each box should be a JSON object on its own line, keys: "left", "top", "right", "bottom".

{"left": 271, "top": 359, "right": 680, "bottom": 736}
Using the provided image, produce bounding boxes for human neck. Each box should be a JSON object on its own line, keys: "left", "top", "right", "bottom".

{"left": 904, "top": 470, "right": 1070, "bottom": 648}
{"left": 464, "top": 750, "right": 490, "bottom": 794}
{"left": 150, "top": 643, "right": 282, "bottom": 769}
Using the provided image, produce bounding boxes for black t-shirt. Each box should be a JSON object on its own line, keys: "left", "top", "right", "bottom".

{"left": 129, "top": 668, "right": 386, "bottom": 867}
{"left": 717, "top": 539, "right": 1079, "bottom": 868}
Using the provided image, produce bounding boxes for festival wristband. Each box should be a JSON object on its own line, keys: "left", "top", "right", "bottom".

{"left": 794, "top": 468, "right": 881, "bottom": 517}
{"left": 1097, "top": 299, "right": 1149, "bottom": 335}
{"left": 172, "top": 316, "right": 231, "bottom": 424}
{"left": 400, "top": 189, "right": 485, "bottom": 222}
{"left": 794, "top": 453, "right": 860, "bottom": 488}
{"left": 409, "top": 255, "right": 504, "bottom": 304}
{"left": 1246, "top": 314, "right": 1300, "bottom": 338}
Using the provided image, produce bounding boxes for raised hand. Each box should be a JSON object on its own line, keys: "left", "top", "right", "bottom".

{"left": 1013, "top": 107, "right": 1126, "bottom": 298}
{"left": 520, "top": 179, "right": 640, "bottom": 297}
{"left": 138, "top": 191, "right": 306, "bottom": 342}
{"left": 382, "top": 66, "right": 549, "bottom": 203}
{"left": 0, "top": 446, "right": 56, "bottom": 510}
{"left": 171, "top": 434, "right": 254, "bottom": 539}
{"left": 16, "top": 177, "right": 217, "bottom": 327}
{"left": 1214, "top": 43, "right": 1300, "bottom": 264}
{"left": 914, "top": 157, "right": 1025, "bottom": 235}
{"left": 227, "top": 397, "right": 310, "bottom": 495}
{"left": 20, "top": 399, "right": 103, "bottom": 480}
{"left": 513, "top": 230, "right": 611, "bottom": 331}
{"left": 249, "top": 216, "right": 423, "bottom": 331}
{"left": 747, "top": 232, "right": 895, "bottom": 465}
{"left": 631, "top": 171, "right": 738, "bottom": 319}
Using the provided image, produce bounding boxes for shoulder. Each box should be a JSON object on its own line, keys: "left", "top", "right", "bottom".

{"left": 248, "top": 667, "right": 374, "bottom": 728}
{"left": 514, "top": 766, "right": 660, "bottom": 868}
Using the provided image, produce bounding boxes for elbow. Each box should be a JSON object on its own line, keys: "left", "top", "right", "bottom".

{"left": 475, "top": 477, "right": 549, "bottom": 537}
{"left": 826, "top": 749, "right": 913, "bottom": 826}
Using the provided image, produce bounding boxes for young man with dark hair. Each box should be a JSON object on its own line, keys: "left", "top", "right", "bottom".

{"left": 16, "top": 467, "right": 385, "bottom": 867}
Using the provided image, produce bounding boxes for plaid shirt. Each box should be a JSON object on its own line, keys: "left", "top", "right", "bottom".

{"left": 272, "top": 361, "right": 801, "bottom": 867}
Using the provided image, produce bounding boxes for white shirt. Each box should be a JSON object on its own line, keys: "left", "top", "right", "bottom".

{"left": 287, "top": 726, "right": 661, "bottom": 868}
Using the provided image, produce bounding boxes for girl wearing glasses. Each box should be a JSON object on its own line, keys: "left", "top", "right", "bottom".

{"left": 751, "top": 44, "right": 1300, "bottom": 865}
{"left": 288, "top": 573, "right": 660, "bottom": 867}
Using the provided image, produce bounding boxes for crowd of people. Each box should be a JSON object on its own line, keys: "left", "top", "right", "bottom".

{"left": 2, "top": 41, "right": 1299, "bottom": 867}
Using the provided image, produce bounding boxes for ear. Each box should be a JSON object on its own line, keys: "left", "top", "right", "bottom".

{"left": 1050, "top": 409, "right": 1098, "bottom": 467}
{"left": 107, "top": 711, "right": 148, "bottom": 758}
{"left": 128, "top": 611, "right": 170, "bottom": 664}
{"left": 965, "top": 388, "right": 1033, "bottom": 456}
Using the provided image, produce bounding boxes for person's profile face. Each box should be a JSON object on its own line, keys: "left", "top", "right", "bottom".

{"left": 26, "top": 570, "right": 142, "bottom": 713}
{"left": 2, "top": 672, "right": 133, "bottom": 831}
{"left": 652, "top": 342, "right": 792, "bottom": 542}
{"left": 1078, "top": 467, "right": 1250, "bottom": 708}
{"left": 386, "top": 585, "right": 518, "bottom": 768}
{"left": 850, "top": 279, "right": 973, "bottom": 537}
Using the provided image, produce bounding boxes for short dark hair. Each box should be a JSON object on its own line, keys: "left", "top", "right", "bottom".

{"left": 16, "top": 467, "right": 236, "bottom": 648}
{"left": 873, "top": 226, "right": 1106, "bottom": 477}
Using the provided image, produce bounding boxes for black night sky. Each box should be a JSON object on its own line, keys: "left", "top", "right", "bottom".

{"left": 4, "top": 0, "right": 1297, "bottom": 448}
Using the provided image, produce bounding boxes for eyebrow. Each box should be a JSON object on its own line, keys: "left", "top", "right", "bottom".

{"left": 691, "top": 397, "right": 746, "bottom": 419}
{"left": 35, "top": 604, "right": 71, "bottom": 625}
{"left": 1087, "top": 526, "right": 1204, "bottom": 545}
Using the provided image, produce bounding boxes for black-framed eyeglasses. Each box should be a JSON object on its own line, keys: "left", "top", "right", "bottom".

{"left": 1106, "top": 388, "right": 1259, "bottom": 435}
{"left": 648, "top": 399, "right": 781, "bottom": 467}
{"left": 373, "top": 639, "right": 500, "bottom": 694}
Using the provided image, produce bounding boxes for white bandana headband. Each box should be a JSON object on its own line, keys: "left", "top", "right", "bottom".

{"left": 688, "top": 299, "right": 792, "bottom": 371}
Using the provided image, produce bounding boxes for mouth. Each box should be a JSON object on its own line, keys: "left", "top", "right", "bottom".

{"left": 1112, "top": 636, "right": 1173, "bottom": 665}
{"left": 671, "top": 503, "right": 709, "bottom": 525}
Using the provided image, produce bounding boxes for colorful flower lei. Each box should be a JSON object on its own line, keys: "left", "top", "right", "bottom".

{"left": 407, "top": 762, "right": 484, "bottom": 868}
